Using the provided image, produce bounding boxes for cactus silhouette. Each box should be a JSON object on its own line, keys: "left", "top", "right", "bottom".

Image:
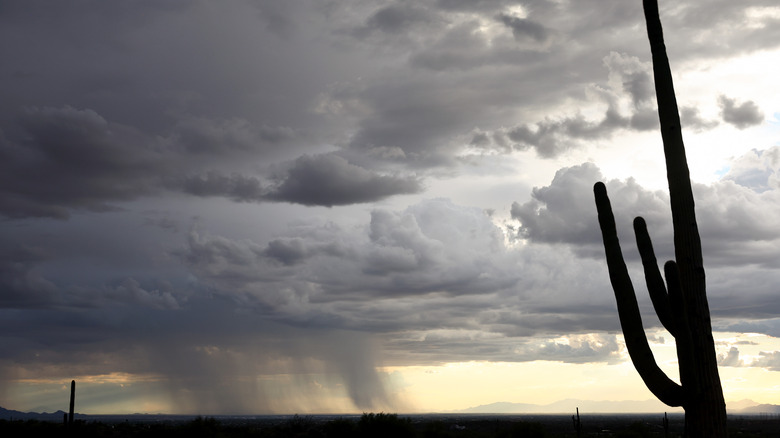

{"left": 68, "top": 380, "right": 75, "bottom": 425}
{"left": 593, "top": 1, "right": 727, "bottom": 436}
{"left": 663, "top": 412, "right": 670, "bottom": 438}
{"left": 572, "top": 407, "right": 582, "bottom": 437}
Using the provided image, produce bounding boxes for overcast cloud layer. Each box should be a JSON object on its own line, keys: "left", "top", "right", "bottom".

{"left": 1, "top": 0, "right": 779, "bottom": 414}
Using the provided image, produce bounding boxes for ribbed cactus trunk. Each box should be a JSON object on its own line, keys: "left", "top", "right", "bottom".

{"left": 593, "top": 1, "right": 727, "bottom": 436}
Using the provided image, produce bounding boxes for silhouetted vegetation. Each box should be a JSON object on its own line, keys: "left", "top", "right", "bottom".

{"left": 3, "top": 413, "right": 780, "bottom": 437}
{"left": 593, "top": 1, "right": 727, "bottom": 435}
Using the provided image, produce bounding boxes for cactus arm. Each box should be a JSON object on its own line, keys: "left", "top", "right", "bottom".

{"left": 594, "top": 182, "right": 685, "bottom": 407}
{"left": 633, "top": 217, "right": 677, "bottom": 337}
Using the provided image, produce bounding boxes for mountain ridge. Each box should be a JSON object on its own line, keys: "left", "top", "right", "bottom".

{"left": 454, "top": 399, "right": 777, "bottom": 414}
{"left": 2, "top": 399, "right": 778, "bottom": 420}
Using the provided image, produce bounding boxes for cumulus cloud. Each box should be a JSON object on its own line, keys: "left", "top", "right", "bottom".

{"left": 512, "top": 154, "right": 780, "bottom": 269}
{"left": 180, "top": 198, "right": 516, "bottom": 305}
{"left": 718, "top": 346, "right": 744, "bottom": 367}
{"left": 511, "top": 163, "right": 670, "bottom": 253}
{"left": 749, "top": 351, "right": 780, "bottom": 371}
{"left": 173, "top": 197, "right": 627, "bottom": 356}
{"left": 265, "top": 154, "right": 423, "bottom": 206}
{"left": 602, "top": 51, "right": 653, "bottom": 109}
{"left": 718, "top": 95, "right": 764, "bottom": 129}
{"left": 501, "top": 109, "right": 626, "bottom": 158}
{"left": 721, "top": 147, "right": 780, "bottom": 192}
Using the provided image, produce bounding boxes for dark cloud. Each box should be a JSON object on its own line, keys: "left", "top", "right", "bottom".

{"left": 718, "top": 95, "right": 765, "bottom": 129}
{"left": 265, "top": 154, "right": 423, "bottom": 206}
{"left": 0, "top": 107, "right": 282, "bottom": 218}
{"left": 0, "top": 245, "right": 60, "bottom": 308}
{"left": 501, "top": 107, "right": 636, "bottom": 158}
{"left": 0, "top": 106, "right": 166, "bottom": 219}
{"left": 468, "top": 51, "right": 720, "bottom": 158}
{"left": 264, "top": 238, "right": 310, "bottom": 266}
{"left": 0, "top": 103, "right": 421, "bottom": 218}
{"left": 264, "top": 237, "right": 349, "bottom": 267}
{"left": 366, "top": 4, "right": 430, "bottom": 34}
{"left": 169, "top": 117, "right": 294, "bottom": 156}
{"left": 104, "top": 278, "right": 180, "bottom": 310}
{"left": 497, "top": 13, "right": 549, "bottom": 43}
{"left": 252, "top": 1, "right": 296, "bottom": 39}
{"left": 348, "top": 4, "right": 434, "bottom": 40}
{"left": 0, "top": 233, "right": 185, "bottom": 311}
{"left": 177, "top": 172, "right": 266, "bottom": 202}
{"left": 434, "top": 0, "right": 508, "bottom": 12}
{"left": 0, "top": 296, "right": 403, "bottom": 413}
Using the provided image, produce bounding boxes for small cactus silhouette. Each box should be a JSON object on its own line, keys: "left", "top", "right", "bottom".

{"left": 663, "top": 412, "right": 670, "bottom": 438}
{"left": 572, "top": 407, "right": 582, "bottom": 437}
{"left": 68, "top": 380, "right": 75, "bottom": 425}
{"left": 593, "top": 1, "right": 727, "bottom": 436}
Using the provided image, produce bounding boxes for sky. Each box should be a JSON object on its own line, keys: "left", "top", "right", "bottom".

{"left": 1, "top": 0, "right": 780, "bottom": 415}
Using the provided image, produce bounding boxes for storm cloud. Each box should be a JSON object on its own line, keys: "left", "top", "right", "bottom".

{"left": 0, "top": 0, "right": 777, "bottom": 415}
{"left": 265, "top": 154, "right": 423, "bottom": 206}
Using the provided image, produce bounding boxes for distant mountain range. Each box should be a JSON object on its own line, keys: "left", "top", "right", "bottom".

{"left": 2, "top": 399, "right": 779, "bottom": 421}
{"left": 734, "top": 403, "right": 780, "bottom": 415}
{"left": 0, "top": 406, "right": 76, "bottom": 421}
{"left": 454, "top": 399, "right": 780, "bottom": 415}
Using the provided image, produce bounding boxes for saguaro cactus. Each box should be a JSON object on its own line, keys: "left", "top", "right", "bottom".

{"left": 68, "top": 380, "right": 75, "bottom": 425}
{"left": 593, "top": 1, "right": 727, "bottom": 436}
{"left": 572, "top": 407, "right": 583, "bottom": 437}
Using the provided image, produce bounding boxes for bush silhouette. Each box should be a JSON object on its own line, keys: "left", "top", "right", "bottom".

{"left": 357, "top": 412, "right": 416, "bottom": 438}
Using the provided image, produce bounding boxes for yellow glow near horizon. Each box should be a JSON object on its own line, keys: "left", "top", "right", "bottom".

{"left": 382, "top": 331, "right": 780, "bottom": 413}
{"left": 4, "top": 332, "right": 780, "bottom": 415}
{"left": 384, "top": 360, "right": 659, "bottom": 412}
